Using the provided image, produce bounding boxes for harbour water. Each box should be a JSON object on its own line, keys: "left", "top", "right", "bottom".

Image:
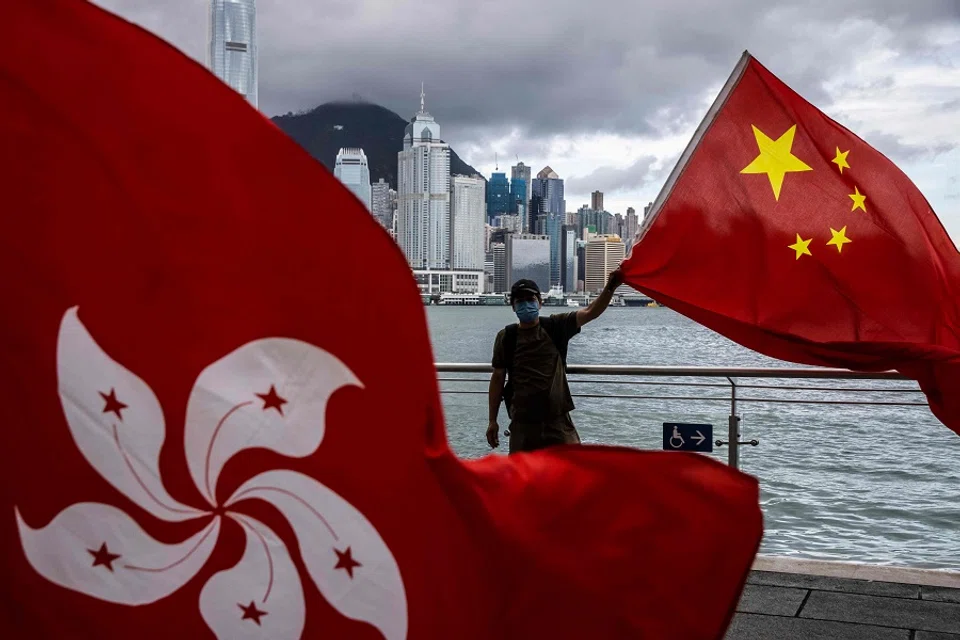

{"left": 427, "top": 305, "right": 960, "bottom": 570}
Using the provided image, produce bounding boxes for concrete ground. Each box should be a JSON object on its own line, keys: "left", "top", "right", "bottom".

{"left": 726, "top": 557, "right": 960, "bottom": 639}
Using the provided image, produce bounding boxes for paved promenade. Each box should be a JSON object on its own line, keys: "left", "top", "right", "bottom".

{"left": 726, "top": 557, "right": 960, "bottom": 639}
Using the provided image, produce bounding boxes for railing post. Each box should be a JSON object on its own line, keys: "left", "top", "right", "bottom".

{"left": 727, "top": 377, "right": 740, "bottom": 470}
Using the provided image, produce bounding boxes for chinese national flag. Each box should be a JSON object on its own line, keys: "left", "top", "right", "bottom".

{"left": 0, "top": 2, "right": 761, "bottom": 639}
{"left": 621, "top": 53, "right": 960, "bottom": 437}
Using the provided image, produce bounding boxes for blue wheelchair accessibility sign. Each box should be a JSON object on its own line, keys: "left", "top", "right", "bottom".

{"left": 662, "top": 423, "right": 713, "bottom": 453}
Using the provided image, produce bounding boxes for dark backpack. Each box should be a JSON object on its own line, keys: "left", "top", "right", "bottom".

{"left": 501, "top": 318, "right": 569, "bottom": 414}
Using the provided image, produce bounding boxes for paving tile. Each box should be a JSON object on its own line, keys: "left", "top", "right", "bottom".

{"left": 915, "top": 632, "right": 960, "bottom": 640}
{"left": 725, "top": 613, "right": 909, "bottom": 640}
{"left": 924, "top": 586, "right": 960, "bottom": 604}
{"left": 736, "top": 584, "right": 808, "bottom": 617}
{"left": 800, "top": 591, "right": 960, "bottom": 633}
{"left": 748, "top": 570, "right": 920, "bottom": 599}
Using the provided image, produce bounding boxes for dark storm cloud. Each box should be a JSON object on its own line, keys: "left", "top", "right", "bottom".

{"left": 95, "top": 0, "right": 957, "bottom": 148}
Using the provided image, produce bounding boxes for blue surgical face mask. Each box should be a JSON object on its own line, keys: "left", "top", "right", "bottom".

{"left": 515, "top": 300, "right": 540, "bottom": 324}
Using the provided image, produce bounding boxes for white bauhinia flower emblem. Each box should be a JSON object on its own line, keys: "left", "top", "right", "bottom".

{"left": 15, "top": 307, "right": 408, "bottom": 639}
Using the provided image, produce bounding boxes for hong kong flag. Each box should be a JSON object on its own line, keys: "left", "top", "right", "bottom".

{"left": 0, "top": 2, "right": 761, "bottom": 639}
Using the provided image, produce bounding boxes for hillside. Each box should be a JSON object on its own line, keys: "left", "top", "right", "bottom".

{"left": 271, "top": 102, "right": 482, "bottom": 188}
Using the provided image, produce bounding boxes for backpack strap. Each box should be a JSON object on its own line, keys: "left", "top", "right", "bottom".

{"left": 501, "top": 323, "right": 519, "bottom": 413}
{"left": 540, "top": 317, "right": 569, "bottom": 366}
{"left": 502, "top": 323, "right": 519, "bottom": 372}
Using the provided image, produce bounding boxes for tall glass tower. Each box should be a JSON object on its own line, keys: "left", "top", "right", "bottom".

{"left": 209, "top": 0, "right": 258, "bottom": 108}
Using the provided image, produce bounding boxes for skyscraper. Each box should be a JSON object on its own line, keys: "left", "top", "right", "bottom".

{"left": 506, "top": 234, "right": 551, "bottom": 294}
{"left": 208, "top": 0, "right": 258, "bottom": 108}
{"left": 450, "top": 175, "right": 486, "bottom": 270}
{"left": 625, "top": 207, "right": 639, "bottom": 248}
{"left": 334, "top": 148, "right": 372, "bottom": 211}
{"left": 509, "top": 177, "right": 527, "bottom": 218}
{"left": 531, "top": 166, "right": 566, "bottom": 222}
{"left": 591, "top": 190, "right": 604, "bottom": 212}
{"left": 545, "top": 211, "right": 563, "bottom": 287}
{"left": 397, "top": 87, "right": 451, "bottom": 269}
{"left": 486, "top": 172, "right": 510, "bottom": 221}
{"left": 585, "top": 235, "right": 626, "bottom": 293}
{"left": 560, "top": 224, "right": 577, "bottom": 293}
{"left": 371, "top": 178, "right": 392, "bottom": 227}
{"left": 511, "top": 161, "right": 533, "bottom": 212}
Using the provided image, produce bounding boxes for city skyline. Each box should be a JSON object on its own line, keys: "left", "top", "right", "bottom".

{"left": 94, "top": 0, "right": 960, "bottom": 241}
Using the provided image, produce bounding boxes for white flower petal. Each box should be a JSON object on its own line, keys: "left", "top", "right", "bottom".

{"left": 199, "top": 514, "right": 305, "bottom": 639}
{"left": 227, "top": 470, "right": 407, "bottom": 640}
{"left": 183, "top": 338, "right": 362, "bottom": 504}
{"left": 57, "top": 307, "right": 207, "bottom": 519}
{"left": 16, "top": 502, "right": 219, "bottom": 605}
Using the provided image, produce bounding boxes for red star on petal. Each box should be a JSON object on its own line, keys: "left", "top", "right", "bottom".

{"left": 100, "top": 388, "right": 128, "bottom": 421}
{"left": 255, "top": 385, "right": 288, "bottom": 416}
{"left": 88, "top": 542, "right": 121, "bottom": 572}
{"left": 334, "top": 546, "right": 361, "bottom": 579}
{"left": 238, "top": 601, "right": 268, "bottom": 625}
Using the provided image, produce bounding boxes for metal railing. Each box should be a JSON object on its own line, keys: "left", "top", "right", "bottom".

{"left": 435, "top": 364, "right": 926, "bottom": 469}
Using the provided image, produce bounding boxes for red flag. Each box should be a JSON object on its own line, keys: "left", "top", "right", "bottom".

{"left": 0, "top": 3, "right": 761, "bottom": 638}
{"left": 621, "top": 52, "right": 960, "bottom": 436}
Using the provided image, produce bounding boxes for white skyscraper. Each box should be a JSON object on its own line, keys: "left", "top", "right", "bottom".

{"left": 397, "top": 87, "right": 451, "bottom": 269}
{"left": 208, "top": 0, "right": 258, "bottom": 108}
{"left": 334, "top": 148, "right": 372, "bottom": 211}
{"left": 450, "top": 175, "right": 486, "bottom": 270}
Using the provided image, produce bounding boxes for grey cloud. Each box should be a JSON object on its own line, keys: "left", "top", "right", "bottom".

{"left": 852, "top": 130, "right": 957, "bottom": 162}
{"left": 94, "top": 0, "right": 958, "bottom": 152}
{"left": 566, "top": 156, "right": 658, "bottom": 194}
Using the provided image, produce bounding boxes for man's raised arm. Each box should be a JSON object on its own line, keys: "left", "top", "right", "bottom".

{"left": 576, "top": 269, "right": 625, "bottom": 327}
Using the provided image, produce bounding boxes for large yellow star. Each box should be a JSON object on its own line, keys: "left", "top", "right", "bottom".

{"left": 740, "top": 124, "right": 813, "bottom": 201}
{"left": 788, "top": 234, "right": 813, "bottom": 260}
{"left": 849, "top": 186, "right": 867, "bottom": 212}
{"left": 826, "top": 226, "right": 852, "bottom": 253}
{"left": 832, "top": 148, "right": 850, "bottom": 173}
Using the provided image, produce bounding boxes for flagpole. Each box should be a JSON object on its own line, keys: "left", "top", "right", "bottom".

{"left": 631, "top": 50, "right": 753, "bottom": 248}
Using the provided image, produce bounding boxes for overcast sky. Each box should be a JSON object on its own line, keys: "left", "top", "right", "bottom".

{"left": 95, "top": 0, "right": 960, "bottom": 239}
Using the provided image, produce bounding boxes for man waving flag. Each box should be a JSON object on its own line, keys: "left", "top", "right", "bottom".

{"left": 0, "top": 2, "right": 761, "bottom": 639}
{"left": 621, "top": 52, "right": 960, "bottom": 437}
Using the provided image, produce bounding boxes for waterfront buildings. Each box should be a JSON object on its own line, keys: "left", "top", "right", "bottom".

{"left": 486, "top": 172, "right": 510, "bottom": 221}
{"left": 412, "top": 269, "right": 483, "bottom": 295}
{"left": 450, "top": 175, "right": 486, "bottom": 270}
{"left": 371, "top": 178, "right": 394, "bottom": 228}
{"left": 591, "top": 190, "right": 604, "bottom": 212}
{"left": 506, "top": 234, "right": 551, "bottom": 294}
{"left": 334, "top": 148, "right": 372, "bottom": 211}
{"left": 585, "top": 234, "right": 626, "bottom": 293}
{"left": 208, "top": 0, "right": 257, "bottom": 108}
{"left": 625, "top": 207, "right": 639, "bottom": 249}
{"left": 397, "top": 88, "right": 451, "bottom": 269}
{"left": 492, "top": 242, "right": 507, "bottom": 293}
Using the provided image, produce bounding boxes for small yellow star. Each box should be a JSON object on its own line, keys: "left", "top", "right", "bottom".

{"left": 826, "top": 226, "right": 852, "bottom": 253}
{"left": 849, "top": 186, "right": 867, "bottom": 212}
{"left": 832, "top": 148, "right": 850, "bottom": 173}
{"left": 740, "top": 124, "right": 813, "bottom": 201}
{"left": 788, "top": 234, "right": 813, "bottom": 260}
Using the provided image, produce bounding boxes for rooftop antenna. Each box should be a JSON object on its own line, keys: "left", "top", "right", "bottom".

{"left": 419, "top": 82, "right": 425, "bottom": 113}
{"left": 495, "top": 152, "right": 498, "bottom": 171}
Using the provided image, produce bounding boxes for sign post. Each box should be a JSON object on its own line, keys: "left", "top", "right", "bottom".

{"left": 662, "top": 423, "right": 713, "bottom": 453}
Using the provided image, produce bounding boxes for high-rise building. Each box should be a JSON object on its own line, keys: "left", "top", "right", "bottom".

{"left": 643, "top": 202, "right": 654, "bottom": 219}
{"left": 509, "top": 177, "right": 527, "bottom": 216}
{"left": 532, "top": 167, "right": 566, "bottom": 223}
{"left": 591, "top": 190, "right": 604, "bottom": 212}
{"left": 511, "top": 162, "right": 533, "bottom": 212}
{"left": 334, "top": 148, "right": 372, "bottom": 211}
{"left": 614, "top": 213, "right": 625, "bottom": 238}
{"left": 506, "top": 234, "right": 551, "bottom": 294}
{"left": 450, "top": 175, "right": 486, "bottom": 270}
{"left": 492, "top": 242, "right": 508, "bottom": 293}
{"left": 486, "top": 173, "right": 510, "bottom": 221}
{"left": 585, "top": 235, "right": 626, "bottom": 293}
{"left": 397, "top": 87, "right": 451, "bottom": 270}
{"left": 545, "top": 212, "right": 564, "bottom": 287}
{"left": 208, "top": 0, "right": 258, "bottom": 108}
{"left": 371, "top": 178, "right": 392, "bottom": 227}
{"left": 625, "top": 207, "right": 638, "bottom": 247}
{"left": 560, "top": 225, "right": 577, "bottom": 293}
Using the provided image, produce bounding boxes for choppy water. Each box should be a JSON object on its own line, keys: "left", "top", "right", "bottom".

{"left": 427, "top": 305, "right": 960, "bottom": 570}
